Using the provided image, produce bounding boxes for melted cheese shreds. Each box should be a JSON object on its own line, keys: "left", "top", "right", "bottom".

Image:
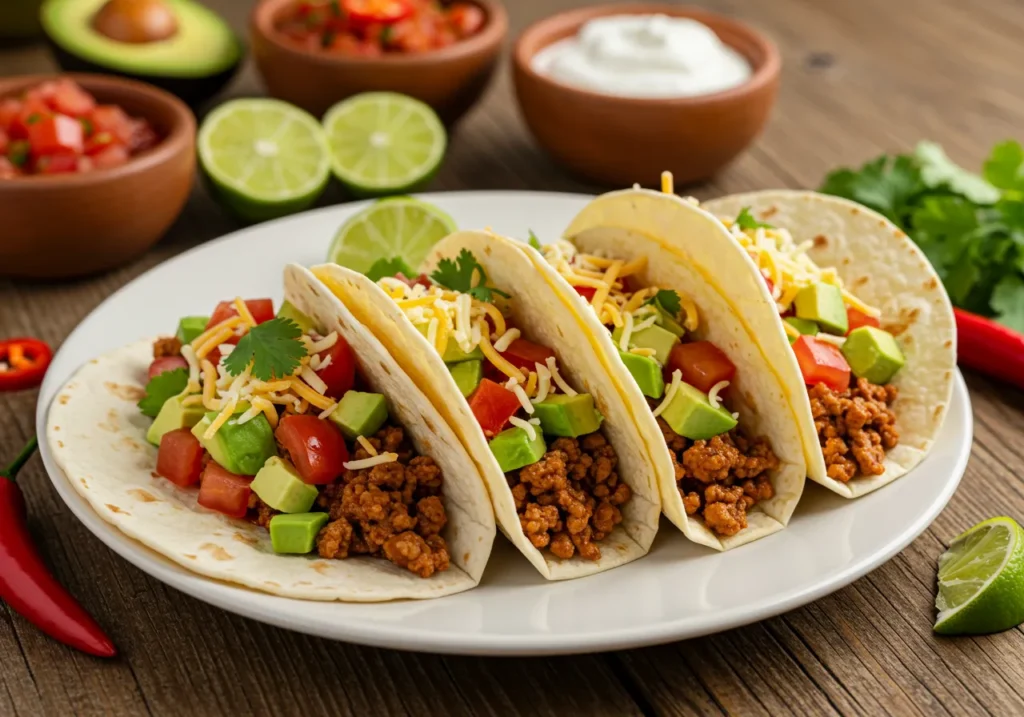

{"left": 653, "top": 370, "right": 683, "bottom": 418}
{"left": 201, "top": 359, "right": 220, "bottom": 410}
{"left": 397, "top": 295, "right": 439, "bottom": 310}
{"left": 492, "top": 328, "right": 521, "bottom": 353}
{"left": 525, "top": 370, "right": 538, "bottom": 397}
{"left": 545, "top": 356, "right": 577, "bottom": 396}
{"left": 251, "top": 397, "right": 280, "bottom": 428}
{"left": 816, "top": 333, "right": 847, "bottom": 347}
{"left": 431, "top": 304, "right": 450, "bottom": 356}
{"left": 618, "top": 311, "right": 635, "bottom": 352}
{"left": 505, "top": 378, "right": 535, "bottom": 415}
{"left": 707, "top": 380, "right": 730, "bottom": 410}
{"left": 476, "top": 301, "right": 507, "bottom": 338}
{"left": 509, "top": 415, "right": 537, "bottom": 441}
{"left": 344, "top": 453, "right": 398, "bottom": 470}
{"left": 308, "top": 332, "right": 338, "bottom": 355}
{"left": 356, "top": 435, "right": 378, "bottom": 456}
{"left": 300, "top": 366, "right": 328, "bottom": 395}
{"left": 191, "top": 316, "right": 244, "bottom": 355}
{"left": 195, "top": 324, "right": 239, "bottom": 360}
{"left": 599, "top": 302, "right": 624, "bottom": 328}
{"left": 661, "top": 170, "right": 674, "bottom": 195}
{"left": 629, "top": 347, "right": 656, "bottom": 357}
{"left": 533, "top": 364, "right": 552, "bottom": 404}
{"left": 204, "top": 396, "right": 238, "bottom": 440}
{"left": 479, "top": 325, "right": 525, "bottom": 383}
{"left": 623, "top": 287, "right": 656, "bottom": 314}
{"left": 180, "top": 344, "right": 201, "bottom": 394}
{"left": 233, "top": 297, "right": 257, "bottom": 327}
{"left": 289, "top": 379, "right": 335, "bottom": 410}
{"left": 590, "top": 260, "right": 623, "bottom": 310}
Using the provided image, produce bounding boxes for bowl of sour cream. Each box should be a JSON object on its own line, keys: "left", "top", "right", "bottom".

{"left": 513, "top": 4, "right": 780, "bottom": 187}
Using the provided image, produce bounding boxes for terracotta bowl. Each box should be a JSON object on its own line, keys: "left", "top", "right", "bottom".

{"left": 513, "top": 4, "right": 780, "bottom": 187}
{"left": 250, "top": 0, "right": 508, "bottom": 124}
{"left": 0, "top": 73, "right": 195, "bottom": 280}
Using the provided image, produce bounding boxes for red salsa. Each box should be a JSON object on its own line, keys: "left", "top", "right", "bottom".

{"left": 0, "top": 78, "right": 159, "bottom": 178}
{"left": 276, "top": 0, "right": 486, "bottom": 56}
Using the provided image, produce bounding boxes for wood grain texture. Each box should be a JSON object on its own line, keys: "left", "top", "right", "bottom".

{"left": 3, "top": 0, "right": 1024, "bottom": 714}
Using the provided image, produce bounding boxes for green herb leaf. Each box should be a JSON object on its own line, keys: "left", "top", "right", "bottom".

{"left": 983, "top": 140, "right": 1024, "bottom": 196}
{"left": 366, "top": 256, "right": 415, "bottom": 282}
{"left": 914, "top": 141, "right": 1000, "bottom": 204}
{"left": 137, "top": 368, "right": 188, "bottom": 418}
{"left": 735, "top": 207, "right": 774, "bottom": 231}
{"left": 820, "top": 154, "right": 925, "bottom": 224}
{"left": 991, "top": 274, "right": 1024, "bottom": 332}
{"left": 224, "top": 318, "right": 308, "bottom": 381}
{"left": 430, "top": 249, "right": 509, "bottom": 303}
{"left": 321, "top": 28, "right": 336, "bottom": 48}
{"left": 527, "top": 231, "right": 542, "bottom": 250}
{"left": 7, "top": 141, "right": 29, "bottom": 168}
{"left": 380, "top": 24, "right": 393, "bottom": 46}
{"left": 25, "top": 113, "right": 42, "bottom": 126}
{"left": 647, "top": 289, "right": 682, "bottom": 318}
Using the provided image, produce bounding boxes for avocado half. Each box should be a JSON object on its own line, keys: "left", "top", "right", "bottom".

{"left": 41, "top": 0, "right": 243, "bottom": 108}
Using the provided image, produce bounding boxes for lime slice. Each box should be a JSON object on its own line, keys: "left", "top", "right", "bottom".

{"left": 198, "top": 99, "right": 331, "bottom": 222}
{"left": 327, "top": 197, "right": 456, "bottom": 274}
{"left": 934, "top": 516, "right": 1024, "bottom": 635}
{"left": 322, "top": 92, "right": 446, "bottom": 197}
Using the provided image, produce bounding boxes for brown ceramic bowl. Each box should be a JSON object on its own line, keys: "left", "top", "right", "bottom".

{"left": 513, "top": 4, "right": 780, "bottom": 187}
{"left": 251, "top": 0, "right": 508, "bottom": 124}
{"left": 0, "top": 73, "right": 195, "bottom": 280}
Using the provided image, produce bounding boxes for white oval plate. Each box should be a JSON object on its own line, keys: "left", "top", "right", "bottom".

{"left": 36, "top": 192, "right": 971, "bottom": 656}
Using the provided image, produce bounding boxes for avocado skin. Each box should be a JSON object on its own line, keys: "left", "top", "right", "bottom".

{"left": 46, "top": 40, "right": 243, "bottom": 108}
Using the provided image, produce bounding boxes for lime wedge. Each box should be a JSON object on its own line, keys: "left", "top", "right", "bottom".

{"left": 322, "top": 92, "right": 446, "bottom": 197}
{"left": 198, "top": 99, "right": 331, "bottom": 222}
{"left": 327, "top": 197, "right": 456, "bottom": 275}
{"left": 934, "top": 516, "right": 1024, "bottom": 635}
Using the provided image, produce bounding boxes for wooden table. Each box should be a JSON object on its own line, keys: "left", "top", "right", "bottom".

{"left": 3, "top": 0, "right": 1024, "bottom": 714}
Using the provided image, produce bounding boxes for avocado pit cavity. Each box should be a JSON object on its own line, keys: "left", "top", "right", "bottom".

{"left": 93, "top": 0, "right": 178, "bottom": 44}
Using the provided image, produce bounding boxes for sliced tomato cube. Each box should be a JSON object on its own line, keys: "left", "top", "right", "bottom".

{"left": 666, "top": 341, "right": 736, "bottom": 394}
{"left": 0, "top": 99, "right": 22, "bottom": 133}
{"left": 0, "top": 128, "right": 8, "bottom": 155}
{"left": 316, "top": 334, "right": 356, "bottom": 399}
{"left": 792, "top": 336, "right": 851, "bottom": 392}
{"left": 0, "top": 157, "right": 17, "bottom": 179}
{"left": 28, "top": 114, "right": 84, "bottom": 156}
{"left": 573, "top": 285, "right": 597, "bottom": 301}
{"left": 846, "top": 307, "right": 881, "bottom": 334}
{"left": 275, "top": 414, "right": 349, "bottom": 484}
{"left": 148, "top": 356, "right": 188, "bottom": 379}
{"left": 198, "top": 462, "right": 253, "bottom": 518}
{"left": 207, "top": 298, "right": 276, "bottom": 328}
{"left": 90, "top": 144, "right": 130, "bottom": 170}
{"left": 395, "top": 272, "right": 433, "bottom": 289}
{"left": 468, "top": 378, "right": 522, "bottom": 438}
{"left": 448, "top": 2, "right": 485, "bottom": 37}
{"left": 499, "top": 338, "right": 556, "bottom": 374}
{"left": 34, "top": 153, "right": 79, "bottom": 175}
{"left": 89, "top": 104, "right": 134, "bottom": 145}
{"left": 49, "top": 79, "right": 96, "bottom": 118}
{"left": 156, "top": 428, "right": 205, "bottom": 488}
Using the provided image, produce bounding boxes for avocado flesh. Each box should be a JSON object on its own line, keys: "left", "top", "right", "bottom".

{"left": 276, "top": 301, "right": 316, "bottom": 335}
{"left": 654, "top": 305, "right": 686, "bottom": 337}
{"left": 270, "top": 512, "right": 329, "bottom": 554}
{"left": 612, "top": 323, "right": 680, "bottom": 365}
{"left": 660, "top": 382, "right": 738, "bottom": 440}
{"left": 784, "top": 317, "right": 818, "bottom": 344}
{"left": 794, "top": 283, "right": 848, "bottom": 335}
{"left": 175, "top": 315, "right": 209, "bottom": 345}
{"left": 191, "top": 408, "right": 277, "bottom": 476}
{"left": 251, "top": 457, "right": 318, "bottom": 514}
{"left": 618, "top": 350, "right": 665, "bottom": 399}
{"left": 329, "top": 391, "right": 389, "bottom": 440}
{"left": 841, "top": 326, "right": 905, "bottom": 384}
{"left": 147, "top": 393, "right": 205, "bottom": 446}
{"left": 449, "top": 360, "right": 483, "bottom": 398}
{"left": 533, "top": 393, "right": 603, "bottom": 438}
{"left": 489, "top": 427, "right": 547, "bottom": 473}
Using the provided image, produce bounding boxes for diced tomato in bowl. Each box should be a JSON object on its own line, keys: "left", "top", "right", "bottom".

{"left": 198, "top": 463, "right": 254, "bottom": 519}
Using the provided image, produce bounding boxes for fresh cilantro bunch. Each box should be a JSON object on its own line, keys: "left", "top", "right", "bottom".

{"left": 820, "top": 140, "right": 1024, "bottom": 332}
{"left": 430, "top": 249, "right": 510, "bottom": 303}
{"left": 224, "top": 318, "right": 308, "bottom": 381}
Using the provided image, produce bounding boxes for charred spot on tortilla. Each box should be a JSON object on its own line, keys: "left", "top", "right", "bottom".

{"left": 944, "top": 340, "right": 952, "bottom": 349}
{"left": 199, "top": 543, "right": 233, "bottom": 561}
{"left": 813, "top": 234, "right": 828, "bottom": 248}
{"left": 762, "top": 206, "right": 778, "bottom": 219}
{"left": 853, "top": 275, "right": 869, "bottom": 287}
{"left": 264, "top": 581, "right": 281, "bottom": 587}
{"left": 59, "top": 395, "right": 70, "bottom": 405}
{"left": 150, "top": 471, "right": 160, "bottom": 479}
{"left": 57, "top": 441, "right": 64, "bottom": 448}
{"left": 184, "top": 554, "right": 197, "bottom": 560}
{"left": 106, "top": 504, "right": 128, "bottom": 515}
{"left": 128, "top": 489, "right": 159, "bottom": 503}
{"left": 926, "top": 278, "right": 939, "bottom": 290}
{"left": 297, "top": 581, "right": 312, "bottom": 586}
{"left": 310, "top": 561, "right": 331, "bottom": 575}
{"left": 233, "top": 532, "right": 258, "bottom": 546}
{"left": 104, "top": 381, "right": 146, "bottom": 401}
{"left": 80, "top": 478, "right": 87, "bottom": 487}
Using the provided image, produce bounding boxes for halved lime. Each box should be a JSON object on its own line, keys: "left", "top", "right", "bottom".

{"left": 198, "top": 99, "right": 331, "bottom": 222}
{"left": 934, "top": 516, "right": 1024, "bottom": 635}
{"left": 322, "top": 92, "right": 446, "bottom": 197}
{"left": 326, "top": 197, "right": 457, "bottom": 274}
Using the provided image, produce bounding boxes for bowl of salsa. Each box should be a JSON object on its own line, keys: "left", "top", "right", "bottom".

{"left": 0, "top": 74, "right": 195, "bottom": 279}
{"left": 251, "top": 0, "right": 507, "bottom": 122}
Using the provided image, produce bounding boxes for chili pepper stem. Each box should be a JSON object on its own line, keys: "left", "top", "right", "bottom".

{"left": 2, "top": 436, "right": 38, "bottom": 482}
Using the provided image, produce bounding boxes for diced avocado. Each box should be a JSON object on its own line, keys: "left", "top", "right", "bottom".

{"left": 654, "top": 305, "right": 686, "bottom": 338}
{"left": 175, "top": 316, "right": 209, "bottom": 345}
{"left": 269, "top": 512, "right": 330, "bottom": 554}
{"left": 277, "top": 300, "right": 315, "bottom": 334}
{"left": 618, "top": 350, "right": 665, "bottom": 398}
{"left": 611, "top": 323, "right": 680, "bottom": 365}
{"left": 414, "top": 323, "right": 484, "bottom": 363}
{"left": 660, "top": 382, "right": 738, "bottom": 440}
{"left": 841, "top": 326, "right": 905, "bottom": 384}
{"left": 784, "top": 317, "right": 819, "bottom": 344}
{"left": 533, "top": 394, "right": 604, "bottom": 437}
{"left": 191, "top": 406, "right": 277, "bottom": 476}
{"left": 251, "top": 457, "right": 318, "bottom": 513}
{"left": 794, "top": 283, "right": 848, "bottom": 335}
{"left": 329, "top": 391, "right": 389, "bottom": 440}
{"left": 147, "top": 394, "right": 206, "bottom": 447}
{"left": 489, "top": 427, "right": 547, "bottom": 473}
{"left": 449, "top": 360, "right": 483, "bottom": 398}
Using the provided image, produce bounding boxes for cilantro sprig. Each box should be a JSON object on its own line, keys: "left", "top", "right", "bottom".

{"left": 820, "top": 140, "right": 1024, "bottom": 332}
{"left": 527, "top": 230, "right": 542, "bottom": 250}
{"left": 224, "top": 318, "right": 308, "bottom": 381}
{"left": 735, "top": 207, "right": 774, "bottom": 231}
{"left": 366, "top": 256, "right": 414, "bottom": 282}
{"left": 430, "top": 249, "right": 509, "bottom": 303}
{"left": 138, "top": 368, "right": 188, "bottom": 418}
{"left": 646, "top": 289, "right": 682, "bottom": 318}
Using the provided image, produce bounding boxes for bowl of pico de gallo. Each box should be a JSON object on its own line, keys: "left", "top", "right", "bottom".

{"left": 250, "top": 0, "right": 507, "bottom": 123}
{"left": 0, "top": 73, "right": 195, "bottom": 279}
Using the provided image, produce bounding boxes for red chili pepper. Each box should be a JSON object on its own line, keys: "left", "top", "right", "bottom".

{"left": 953, "top": 308, "right": 1024, "bottom": 390}
{"left": 0, "top": 338, "right": 53, "bottom": 392}
{"left": 0, "top": 437, "right": 116, "bottom": 658}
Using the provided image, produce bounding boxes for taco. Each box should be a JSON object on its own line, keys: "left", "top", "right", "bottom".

{"left": 310, "top": 231, "right": 662, "bottom": 579}
{"left": 703, "top": 190, "right": 956, "bottom": 497}
{"left": 519, "top": 190, "right": 807, "bottom": 550}
{"left": 46, "top": 265, "right": 495, "bottom": 601}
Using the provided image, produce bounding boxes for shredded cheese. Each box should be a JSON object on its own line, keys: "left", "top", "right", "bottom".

{"left": 233, "top": 297, "right": 256, "bottom": 327}
{"left": 317, "top": 402, "right": 338, "bottom": 420}
{"left": 204, "top": 397, "right": 238, "bottom": 440}
{"left": 300, "top": 366, "right": 328, "bottom": 395}
{"left": 707, "top": 380, "right": 730, "bottom": 410}
{"left": 201, "top": 360, "right": 220, "bottom": 410}
{"left": 431, "top": 303, "right": 450, "bottom": 356}
{"left": 356, "top": 435, "right": 378, "bottom": 456}
{"left": 629, "top": 347, "right": 657, "bottom": 357}
{"left": 505, "top": 378, "right": 535, "bottom": 414}
{"left": 308, "top": 332, "right": 338, "bottom": 354}
{"left": 509, "top": 415, "right": 537, "bottom": 441}
{"left": 190, "top": 316, "right": 243, "bottom": 354}
{"left": 289, "top": 379, "right": 335, "bottom": 410}
{"left": 343, "top": 453, "right": 399, "bottom": 470}
{"left": 479, "top": 325, "right": 525, "bottom": 383}
{"left": 195, "top": 325, "right": 238, "bottom": 360}
{"left": 653, "top": 370, "right": 683, "bottom": 418}
{"left": 525, "top": 370, "right": 538, "bottom": 397}
{"left": 816, "top": 333, "right": 847, "bottom": 347}
{"left": 661, "top": 170, "right": 674, "bottom": 195}
{"left": 180, "top": 344, "right": 201, "bottom": 394}
{"left": 618, "top": 311, "right": 635, "bottom": 352}
{"left": 783, "top": 321, "right": 802, "bottom": 339}
{"left": 532, "top": 364, "right": 552, "bottom": 404}
{"left": 545, "top": 356, "right": 577, "bottom": 396}
{"left": 492, "top": 328, "right": 521, "bottom": 353}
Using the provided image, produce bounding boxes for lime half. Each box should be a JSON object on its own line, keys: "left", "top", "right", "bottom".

{"left": 327, "top": 197, "right": 456, "bottom": 274}
{"left": 323, "top": 92, "right": 446, "bottom": 197}
{"left": 198, "top": 99, "right": 331, "bottom": 222}
{"left": 934, "top": 516, "right": 1024, "bottom": 635}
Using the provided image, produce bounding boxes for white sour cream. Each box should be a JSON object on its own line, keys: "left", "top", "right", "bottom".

{"left": 531, "top": 14, "right": 753, "bottom": 99}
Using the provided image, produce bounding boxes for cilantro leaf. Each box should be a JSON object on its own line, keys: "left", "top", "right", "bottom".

{"left": 527, "top": 231, "right": 542, "bottom": 250}
{"left": 735, "top": 207, "right": 774, "bottom": 231}
{"left": 991, "top": 274, "right": 1024, "bottom": 333}
{"left": 914, "top": 141, "right": 1000, "bottom": 204}
{"left": 430, "top": 248, "right": 509, "bottom": 303}
{"left": 366, "top": 256, "right": 415, "bottom": 282}
{"left": 647, "top": 289, "right": 682, "bottom": 318}
{"left": 820, "top": 154, "right": 925, "bottom": 224}
{"left": 137, "top": 368, "right": 188, "bottom": 418}
{"left": 224, "top": 318, "right": 307, "bottom": 381}
{"left": 983, "top": 140, "right": 1024, "bottom": 196}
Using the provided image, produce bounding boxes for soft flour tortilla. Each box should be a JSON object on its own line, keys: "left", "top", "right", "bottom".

{"left": 46, "top": 264, "right": 495, "bottom": 601}
{"left": 311, "top": 231, "right": 662, "bottom": 580}
{"left": 704, "top": 190, "right": 957, "bottom": 498}
{"left": 535, "top": 189, "right": 807, "bottom": 550}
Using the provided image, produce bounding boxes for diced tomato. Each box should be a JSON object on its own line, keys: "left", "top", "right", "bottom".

{"left": 0, "top": 99, "right": 21, "bottom": 132}
{"left": 763, "top": 275, "right": 774, "bottom": 295}
{"left": 0, "top": 129, "right": 8, "bottom": 155}
{"left": 315, "top": 334, "right": 356, "bottom": 399}
{"left": 499, "top": 338, "right": 556, "bottom": 374}
{"left": 468, "top": 378, "right": 522, "bottom": 438}
{"left": 207, "top": 298, "right": 276, "bottom": 329}
{"left": 197, "top": 462, "right": 253, "bottom": 518}
{"left": 0, "top": 157, "right": 17, "bottom": 179}
{"left": 792, "top": 336, "right": 851, "bottom": 392}
{"left": 448, "top": 2, "right": 485, "bottom": 37}
{"left": 395, "top": 272, "right": 432, "bottom": 289}
{"left": 148, "top": 356, "right": 188, "bottom": 379}
{"left": 34, "top": 153, "right": 78, "bottom": 175}
{"left": 344, "top": 0, "right": 413, "bottom": 28}
{"left": 846, "top": 307, "right": 881, "bottom": 334}
{"left": 156, "top": 428, "right": 205, "bottom": 488}
{"left": 49, "top": 79, "right": 96, "bottom": 117}
{"left": 88, "top": 104, "right": 133, "bottom": 145}
{"left": 90, "top": 143, "right": 130, "bottom": 170}
{"left": 28, "top": 114, "right": 83, "bottom": 156}
{"left": 666, "top": 341, "right": 737, "bottom": 394}
{"left": 275, "top": 414, "right": 349, "bottom": 484}
{"left": 573, "top": 285, "right": 597, "bottom": 301}
{"left": 619, "top": 275, "right": 640, "bottom": 295}
{"left": 8, "top": 96, "right": 49, "bottom": 141}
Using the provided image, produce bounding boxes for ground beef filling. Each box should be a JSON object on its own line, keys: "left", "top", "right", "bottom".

{"left": 152, "top": 336, "right": 182, "bottom": 358}
{"left": 809, "top": 377, "right": 899, "bottom": 483}
{"left": 247, "top": 424, "right": 451, "bottom": 578}
{"left": 507, "top": 432, "right": 631, "bottom": 562}
{"left": 654, "top": 410, "right": 779, "bottom": 538}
